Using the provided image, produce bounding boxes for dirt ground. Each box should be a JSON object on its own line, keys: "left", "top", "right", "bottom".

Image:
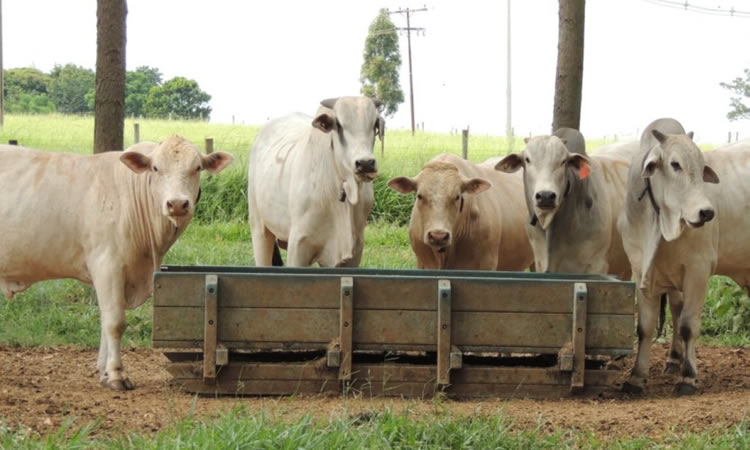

{"left": 2, "top": 343, "right": 750, "bottom": 440}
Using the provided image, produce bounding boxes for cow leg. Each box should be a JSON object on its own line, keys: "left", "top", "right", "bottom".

{"left": 674, "top": 275, "right": 709, "bottom": 396}
{"left": 92, "top": 267, "right": 134, "bottom": 391}
{"left": 97, "top": 325, "right": 108, "bottom": 375}
{"left": 287, "top": 232, "right": 319, "bottom": 267}
{"left": 622, "top": 287, "right": 660, "bottom": 393}
{"left": 665, "top": 290, "right": 685, "bottom": 374}
{"left": 251, "top": 224, "right": 277, "bottom": 266}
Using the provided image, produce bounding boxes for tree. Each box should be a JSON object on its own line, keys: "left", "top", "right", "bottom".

{"left": 360, "top": 9, "right": 404, "bottom": 117}
{"left": 552, "top": 0, "right": 586, "bottom": 132}
{"left": 94, "top": 0, "right": 128, "bottom": 153}
{"left": 49, "top": 64, "right": 95, "bottom": 114}
{"left": 720, "top": 68, "right": 750, "bottom": 121}
{"left": 4, "top": 68, "right": 55, "bottom": 114}
{"left": 144, "top": 77, "right": 211, "bottom": 120}
{"left": 125, "top": 66, "right": 162, "bottom": 117}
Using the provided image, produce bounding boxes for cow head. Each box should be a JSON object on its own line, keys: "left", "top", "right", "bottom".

{"left": 388, "top": 161, "right": 491, "bottom": 250}
{"left": 120, "top": 135, "right": 234, "bottom": 226}
{"left": 495, "top": 135, "right": 590, "bottom": 230}
{"left": 311, "top": 96, "right": 383, "bottom": 205}
{"left": 640, "top": 129, "right": 719, "bottom": 241}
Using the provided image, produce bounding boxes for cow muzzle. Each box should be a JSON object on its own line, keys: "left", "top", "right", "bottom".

{"left": 687, "top": 208, "right": 715, "bottom": 228}
{"left": 354, "top": 157, "right": 378, "bottom": 181}
{"left": 166, "top": 199, "right": 191, "bottom": 217}
{"left": 534, "top": 191, "right": 557, "bottom": 210}
{"left": 426, "top": 230, "right": 451, "bottom": 248}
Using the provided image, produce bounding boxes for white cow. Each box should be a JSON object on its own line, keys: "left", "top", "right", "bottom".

{"left": 0, "top": 136, "right": 233, "bottom": 390}
{"left": 495, "top": 129, "right": 635, "bottom": 279}
{"left": 618, "top": 118, "right": 750, "bottom": 395}
{"left": 248, "top": 96, "right": 383, "bottom": 267}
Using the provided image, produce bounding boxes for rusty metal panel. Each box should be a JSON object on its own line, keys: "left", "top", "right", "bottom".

{"left": 166, "top": 361, "right": 622, "bottom": 398}
{"left": 437, "top": 280, "right": 452, "bottom": 385}
{"left": 203, "top": 275, "right": 218, "bottom": 385}
{"left": 451, "top": 312, "right": 631, "bottom": 352}
{"left": 571, "top": 283, "right": 588, "bottom": 392}
{"left": 353, "top": 310, "right": 435, "bottom": 346}
{"left": 339, "top": 277, "right": 353, "bottom": 380}
{"left": 449, "top": 279, "right": 633, "bottom": 315}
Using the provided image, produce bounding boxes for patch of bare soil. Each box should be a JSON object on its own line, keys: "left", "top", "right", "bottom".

{"left": 2, "top": 343, "right": 750, "bottom": 440}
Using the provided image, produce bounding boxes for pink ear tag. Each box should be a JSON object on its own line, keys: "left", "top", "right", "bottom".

{"left": 578, "top": 163, "right": 590, "bottom": 180}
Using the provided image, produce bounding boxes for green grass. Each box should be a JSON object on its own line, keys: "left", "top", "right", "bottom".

{"left": 3, "top": 407, "right": 750, "bottom": 449}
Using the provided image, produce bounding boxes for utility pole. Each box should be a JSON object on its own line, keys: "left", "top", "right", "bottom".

{"left": 505, "top": 0, "right": 511, "bottom": 141}
{"left": 388, "top": 6, "right": 427, "bottom": 136}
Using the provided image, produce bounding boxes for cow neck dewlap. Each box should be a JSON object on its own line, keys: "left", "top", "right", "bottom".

{"left": 307, "top": 130, "right": 360, "bottom": 205}
{"left": 125, "top": 169, "right": 183, "bottom": 270}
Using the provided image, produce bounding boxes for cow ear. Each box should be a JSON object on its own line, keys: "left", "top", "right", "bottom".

{"left": 120, "top": 152, "right": 152, "bottom": 174}
{"left": 387, "top": 176, "right": 417, "bottom": 194}
{"left": 523, "top": 137, "right": 531, "bottom": 144}
{"left": 495, "top": 153, "right": 524, "bottom": 173}
{"left": 641, "top": 149, "right": 661, "bottom": 178}
{"left": 567, "top": 154, "right": 591, "bottom": 180}
{"left": 312, "top": 112, "right": 336, "bottom": 133}
{"left": 372, "top": 98, "right": 385, "bottom": 113}
{"left": 202, "top": 151, "right": 234, "bottom": 174}
{"left": 461, "top": 177, "right": 491, "bottom": 195}
{"left": 703, "top": 165, "right": 720, "bottom": 184}
{"left": 687, "top": 131, "right": 695, "bottom": 140}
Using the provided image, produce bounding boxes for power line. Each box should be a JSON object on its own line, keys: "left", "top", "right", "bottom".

{"left": 643, "top": 0, "right": 750, "bottom": 18}
{"left": 388, "top": 6, "right": 427, "bottom": 136}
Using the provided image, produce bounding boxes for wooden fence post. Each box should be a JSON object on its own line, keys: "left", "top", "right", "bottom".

{"left": 461, "top": 128, "right": 469, "bottom": 159}
{"left": 134, "top": 123, "right": 140, "bottom": 144}
{"left": 205, "top": 138, "right": 214, "bottom": 154}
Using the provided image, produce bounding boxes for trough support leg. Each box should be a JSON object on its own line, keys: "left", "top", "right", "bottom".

{"left": 338, "top": 277, "right": 354, "bottom": 381}
{"left": 203, "top": 275, "right": 218, "bottom": 385}
{"left": 571, "top": 282, "right": 588, "bottom": 393}
{"left": 437, "top": 279, "right": 452, "bottom": 386}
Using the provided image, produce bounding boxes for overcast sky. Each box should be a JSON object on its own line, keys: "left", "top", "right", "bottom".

{"left": 5, "top": 0, "right": 750, "bottom": 143}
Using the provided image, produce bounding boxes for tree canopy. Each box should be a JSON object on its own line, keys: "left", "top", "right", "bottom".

{"left": 3, "top": 64, "right": 211, "bottom": 119}
{"left": 720, "top": 68, "right": 750, "bottom": 121}
{"left": 360, "top": 9, "right": 404, "bottom": 118}
{"left": 143, "top": 77, "right": 211, "bottom": 120}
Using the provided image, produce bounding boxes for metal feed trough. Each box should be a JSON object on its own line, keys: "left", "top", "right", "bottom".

{"left": 152, "top": 266, "right": 635, "bottom": 398}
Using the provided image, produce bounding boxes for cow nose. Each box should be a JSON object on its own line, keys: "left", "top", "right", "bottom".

{"left": 535, "top": 191, "right": 557, "bottom": 208}
{"left": 427, "top": 230, "right": 450, "bottom": 246}
{"left": 166, "top": 199, "right": 190, "bottom": 216}
{"left": 699, "top": 208, "right": 715, "bottom": 223}
{"left": 355, "top": 158, "right": 377, "bottom": 173}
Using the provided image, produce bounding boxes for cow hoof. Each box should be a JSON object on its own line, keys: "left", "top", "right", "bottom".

{"left": 101, "top": 378, "right": 135, "bottom": 391}
{"left": 674, "top": 382, "right": 697, "bottom": 396}
{"left": 664, "top": 362, "right": 681, "bottom": 375}
{"left": 620, "top": 382, "right": 643, "bottom": 394}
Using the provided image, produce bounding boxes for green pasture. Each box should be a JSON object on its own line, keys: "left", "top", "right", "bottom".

{"left": 0, "top": 114, "right": 748, "bottom": 447}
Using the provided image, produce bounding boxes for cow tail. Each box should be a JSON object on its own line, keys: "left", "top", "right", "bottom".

{"left": 655, "top": 293, "right": 667, "bottom": 339}
{"left": 272, "top": 242, "right": 284, "bottom": 267}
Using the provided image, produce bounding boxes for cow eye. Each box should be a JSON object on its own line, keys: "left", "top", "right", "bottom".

{"left": 455, "top": 195, "right": 460, "bottom": 201}
{"left": 417, "top": 194, "right": 423, "bottom": 200}
{"left": 152, "top": 166, "right": 158, "bottom": 172}
{"left": 670, "top": 161, "right": 681, "bottom": 171}
{"left": 525, "top": 157, "right": 530, "bottom": 164}
{"left": 196, "top": 166, "right": 202, "bottom": 172}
